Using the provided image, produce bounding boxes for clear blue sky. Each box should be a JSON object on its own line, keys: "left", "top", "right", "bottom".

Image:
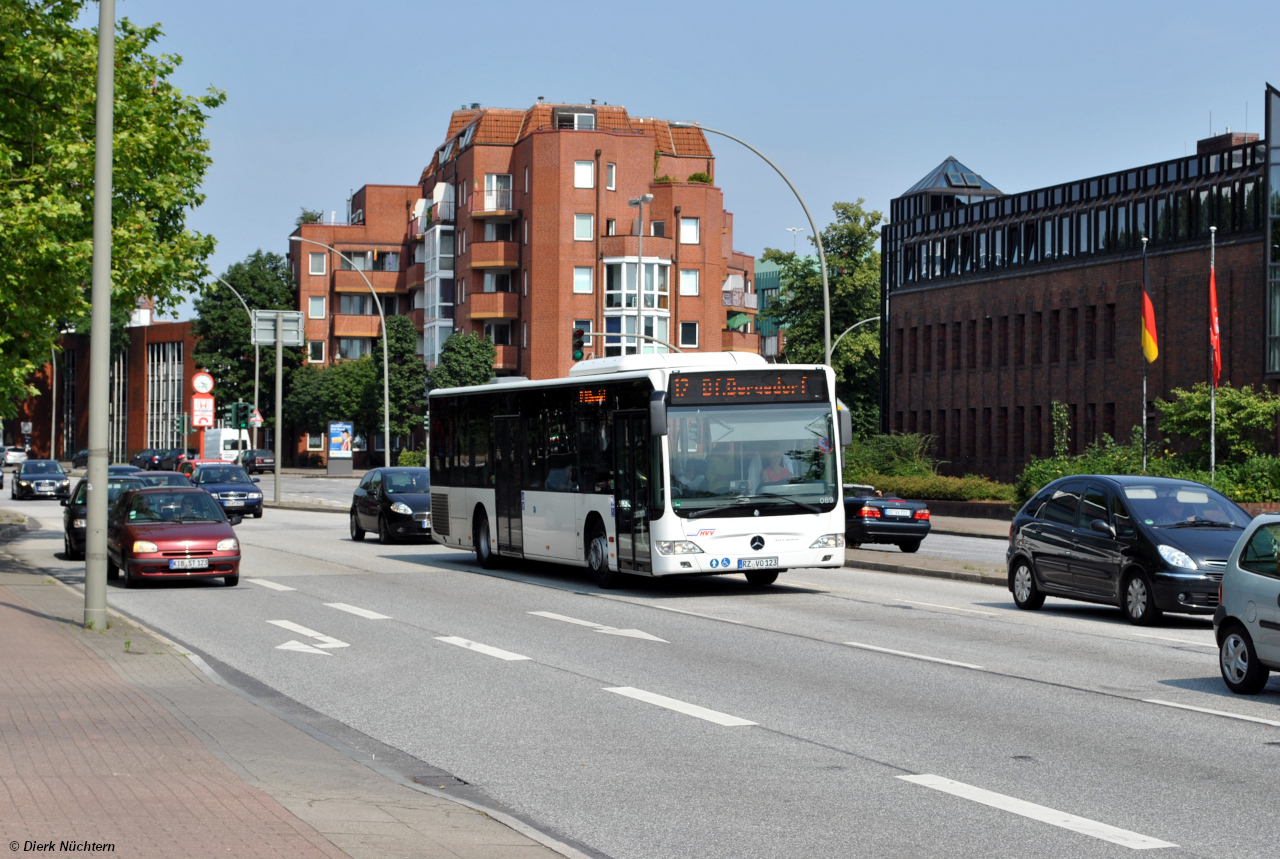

{"left": 102, "top": 0, "right": 1279, "bottom": 319}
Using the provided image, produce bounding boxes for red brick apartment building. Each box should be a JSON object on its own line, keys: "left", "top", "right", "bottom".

{"left": 880, "top": 86, "right": 1280, "bottom": 482}
{"left": 289, "top": 102, "right": 759, "bottom": 385}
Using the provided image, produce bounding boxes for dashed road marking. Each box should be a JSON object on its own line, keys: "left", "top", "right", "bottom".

{"left": 604, "top": 687, "right": 756, "bottom": 726}
{"left": 844, "top": 641, "right": 983, "bottom": 670}
{"left": 1144, "top": 698, "right": 1280, "bottom": 727}
{"left": 1130, "top": 633, "right": 1215, "bottom": 648}
{"left": 435, "top": 636, "right": 530, "bottom": 661}
{"left": 893, "top": 599, "right": 997, "bottom": 616}
{"left": 326, "top": 602, "right": 391, "bottom": 620}
{"left": 529, "top": 611, "right": 606, "bottom": 628}
{"left": 528, "top": 611, "right": 668, "bottom": 642}
{"left": 276, "top": 640, "right": 331, "bottom": 655}
{"left": 898, "top": 774, "right": 1177, "bottom": 850}
{"left": 267, "top": 619, "right": 349, "bottom": 648}
{"left": 247, "top": 578, "right": 295, "bottom": 591}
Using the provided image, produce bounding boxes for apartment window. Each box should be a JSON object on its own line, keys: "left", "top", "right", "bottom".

{"left": 937, "top": 325, "right": 948, "bottom": 372}
{"left": 908, "top": 411, "right": 918, "bottom": 434}
{"left": 1103, "top": 402, "right": 1116, "bottom": 440}
{"left": 523, "top": 269, "right": 528, "bottom": 297}
{"left": 523, "top": 218, "right": 528, "bottom": 244}
{"left": 484, "top": 221, "right": 513, "bottom": 241}
{"left": 606, "top": 219, "right": 616, "bottom": 236}
{"left": 1069, "top": 403, "right": 1079, "bottom": 454}
{"left": 1014, "top": 314, "right": 1026, "bottom": 364}
{"left": 1085, "top": 403, "right": 1097, "bottom": 447}
{"left": 1103, "top": 303, "right": 1116, "bottom": 358}
{"left": 308, "top": 253, "right": 326, "bottom": 275}
{"left": 606, "top": 163, "right": 616, "bottom": 191}
{"left": 680, "top": 269, "right": 699, "bottom": 296}
{"left": 680, "top": 321, "right": 699, "bottom": 348}
{"left": 307, "top": 433, "right": 324, "bottom": 451}
{"left": 982, "top": 408, "right": 993, "bottom": 459}
{"left": 573, "top": 266, "right": 593, "bottom": 294}
{"left": 650, "top": 220, "right": 666, "bottom": 238}
{"left": 483, "top": 272, "right": 513, "bottom": 293}
{"left": 308, "top": 296, "right": 326, "bottom": 319}
{"left": 966, "top": 409, "right": 977, "bottom": 457}
{"left": 1086, "top": 306, "right": 1097, "bottom": 359}
{"left": 338, "top": 338, "right": 373, "bottom": 359}
{"left": 522, "top": 322, "right": 528, "bottom": 348}
{"left": 894, "top": 328, "right": 903, "bottom": 373}
{"left": 908, "top": 328, "right": 918, "bottom": 373}
{"left": 1031, "top": 405, "right": 1043, "bottom": 457}
{"left": 459, "top": 278, "right": 465, "bottom": 303}
{"left": 935, "top": 411, "right": 947, "bottom": 456}
{"left": 524, "top": 166, "right": 529, "bottom": 193}
{"left": 340, "top": 294, "right": 374, "bottom": 315}
{"left": 1067, "top": 308, "right": 1078, "bottom": 361}
{"left": 998, "top": 407, "right": 1008, "bottom": 458}
{"left": 951, "top": 321, "right": 961, "bottom": 370}
{"left": 679, "top": 217, "right": 700, "bottom": 244}
{"left": 981, "top": 320, "right": 992, "bottom": 367}
{"left": 308, "top": 340, "right": 325, "bottom": 363}
{"left": 574, "top": 214, "right": 594, "bottom": 241}
{"left": 1048, "top": 310, "right": 1061, "bottom": 362}
{"left": 483, "top": 321, "right": 512, "bottom": 346}
{"left": 966, "top": 320, "right": 977, "bottom": 369}
{"left": 922, "top": 325, "right": 933, "bottom": 371}
{"left": 1031, "top": 312, "right": 1043, "bottom": 363}
{"left": 1014, "top": 406, "right": 1025, "bottom": 459}
{"left": 574, "top": 160, "right": 594, "bottom": 189}
{"left": 895, "top": 412, "right": 904, "bottom": 433}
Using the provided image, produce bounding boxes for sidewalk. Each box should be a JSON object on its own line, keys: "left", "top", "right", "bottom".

{"left": 0, "top": 556, "right": 575, "bottom": 858}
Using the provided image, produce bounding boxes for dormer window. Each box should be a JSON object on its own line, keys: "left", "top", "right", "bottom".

{"left": 552, "top": 108, "right": 596, "bottom": 130}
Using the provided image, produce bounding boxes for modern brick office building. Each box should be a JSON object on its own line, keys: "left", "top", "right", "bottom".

{"left": 880, "top": 84, "right": 1279, "bottom": 481}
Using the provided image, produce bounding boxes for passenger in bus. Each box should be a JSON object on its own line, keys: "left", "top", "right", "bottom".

{"left": 676, "top": 458, "right": 707, "bottom": 493}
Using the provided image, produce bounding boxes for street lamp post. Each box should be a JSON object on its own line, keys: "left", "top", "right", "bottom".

{"left": 209, "top": 274, "right": 259, "bottom": 449}
{"left": 290, "top": 236, "right": 392, "bottom": 468}
{"left": 831, "top": 316, "right": 880, "bottom": 354}
{"left": 628, "top": 193, "right": 654, "bottom": 354}
{"left": 669, "top": 121, "right": 832, "bottom": 366}
{"left": 786, "top": 227, "right": 805, "bottom": 253}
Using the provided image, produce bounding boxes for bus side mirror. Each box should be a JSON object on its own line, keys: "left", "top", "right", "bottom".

{"left": 836, "top": 399, "right": 853, "bottom": 447}
{"left": 649, "top": 391, "right": 668, "bottom": 437}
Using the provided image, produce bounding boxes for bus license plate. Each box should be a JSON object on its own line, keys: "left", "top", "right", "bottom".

{"left": 738, "top": 557, "right": 778, "bottom": 569}
{"left": 884, "top": 508, "right": 911, "bottom": 517}
{"left": 224, "top": 499, "right": 244, "bottom": 507}
{"left": 169, "top": 558, "right": 208, "bottom": 570}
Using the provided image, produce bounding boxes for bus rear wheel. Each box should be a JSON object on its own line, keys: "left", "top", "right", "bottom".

{"left": 586, "top": 522, "right": 619, "bottom": 589}
{"left": 473, "top": 511, "right": 497, "bottom": 569}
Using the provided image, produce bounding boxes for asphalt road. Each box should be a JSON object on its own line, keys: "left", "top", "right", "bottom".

{"left": 859, "top": 531, "right": 1009, "bottom": 564}
{"left": 5, "top": 502, "right": 1279, "bottom": 859}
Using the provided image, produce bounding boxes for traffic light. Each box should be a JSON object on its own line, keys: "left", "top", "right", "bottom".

{"left": 234, "top": 402, "right": 250, "bottom": 430}
{"left": 571, "top": 327, "right": 585, "bottom": 362}
{"left": 223, "top": 402, "right": 236, "bottom": 426}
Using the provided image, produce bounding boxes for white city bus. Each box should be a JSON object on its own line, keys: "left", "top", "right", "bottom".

{"left": 427, "top": 352, "right": 850, "bottom": 587}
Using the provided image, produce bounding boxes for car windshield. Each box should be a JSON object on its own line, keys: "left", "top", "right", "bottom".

{"left": 1122, "top": 483, "right": 1250, "bottom": 528}
{"left": 385, "top": 470, "right": 429, "bottom": 493}
{"left": 22, "top": 461, "right": 64, "bottom": 475}
{"left": 197, "top": 466, "right": 252, "bottom": 485}
{"left": 106, "top": 478, "right": 144, "bottom": 502}
{"left": 139, "top": 473, "right": 192, "bottom": 487}
{"left": 668, "top": 403, "right": 838, "bottom": 516}
{"left": 128, "top": 491, "right": 225, "bottom": 523}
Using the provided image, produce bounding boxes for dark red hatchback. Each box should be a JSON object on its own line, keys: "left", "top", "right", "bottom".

{"left": 106, "top": 486, "right": 242, "bottom": 587}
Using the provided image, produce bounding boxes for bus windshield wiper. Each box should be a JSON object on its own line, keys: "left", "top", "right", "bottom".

{"left": 749, "top": 492, "right": 823, "bottom": 514}
{"left": 685, "top": 493, "right": 823, "bottom": 519}
{"left": 685, "top": 497, "right": 755, "bottom": 519}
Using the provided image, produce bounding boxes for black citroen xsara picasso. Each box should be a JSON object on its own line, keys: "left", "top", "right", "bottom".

{"left": 1007, "top": 475, "right": 1250, "bottom": 625}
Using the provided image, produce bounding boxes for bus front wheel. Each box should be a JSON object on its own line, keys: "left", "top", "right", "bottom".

{"left": 586, "top": 522, "right": 619, "bottom": 589}
{"left": 473, "top": 511, "right": 497, "bottom": 569}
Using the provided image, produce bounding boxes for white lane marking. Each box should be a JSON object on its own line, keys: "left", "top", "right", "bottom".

{"left": 844, "top": 641, "right": 983, "bottom": 670}
{"left": 267, "top": 619, "right": 349, "bottom": 649}
{"left": 276, "top": 640, "right": 332, "bottom": 655}
{"left": 1144, "top": 699, "right": 1280, "bottom": 727}
{"left": 528, "top": 611, "right": 607, "bottom": 628}
{"left": 435, "top": 636, "right": 530, "bottom": 661}
{"left": 604, "top": 687, "right": 756, "bottom": 727}
{"left": 644, "top": 603, "right": 744, "bottom": 625}
{"left": 898, "top": 774, "right": 1177, "bottom": 850}
{"left": 248, "top": 578, "right": 296, "bottom": 591}
{"left": 326, "top": 602, "right": 391, "bottom": 620}
{"left": 596, "top": 628, "right": 668, "bottom": 642}
{"left": 1130, "top": 633, "right": 1215, "bottom": 648}
{"left": 893, "top": 598, "right": 997, "bottom": 616}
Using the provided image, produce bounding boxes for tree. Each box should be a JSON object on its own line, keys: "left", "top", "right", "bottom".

{"left": 191, "top": 251, "right": 301, "bottom": 426}
{"left": 759, "top": 200, "right": 883, "bottom": 436}
{"left": 1156, "top": 382, "right": 1280, "bottom": 468}
{"left": 372, "top": 315, "right": 428, "bottom": 442}
{"left": 284, "top": 356, "right": 378, "bottom": 440}
{"left": 0, "top": 1, "right": 224, "bottom": 414}
{"left": 428, "top": 332, "right": 496, "bottom": 390}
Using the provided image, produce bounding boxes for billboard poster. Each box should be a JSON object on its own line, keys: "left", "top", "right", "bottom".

{"left": 328, "top": 421, "right": 354, "bottom": 459}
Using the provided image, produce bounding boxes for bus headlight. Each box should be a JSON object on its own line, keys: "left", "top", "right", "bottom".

{"left": 809, "top": 534, "right": 846, "bottom": 549}
{"left": 656, "top": 541, "right": 704, "bottom": 555}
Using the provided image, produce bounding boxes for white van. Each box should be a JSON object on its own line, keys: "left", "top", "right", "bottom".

{"left": 203, "top": 428, "right": 250, "bottom": 463}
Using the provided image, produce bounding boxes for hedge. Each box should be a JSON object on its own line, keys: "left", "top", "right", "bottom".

{"left": 851, "top": 473, "right": 1014, "bottom": 502}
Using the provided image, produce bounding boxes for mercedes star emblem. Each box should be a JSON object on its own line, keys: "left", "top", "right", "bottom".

{"left": 750, "top": 536, "right": 765, "bottom": 551}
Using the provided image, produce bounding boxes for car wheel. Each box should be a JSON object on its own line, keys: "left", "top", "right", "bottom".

{"left": 473, "top": 511, "right": 497, "bottom": 569}
{"left": 123, "top": 563, "right": 140, "bottom": 589}
{"left": 223, "top": 574, "right": 239, "bottom": 587}
{"left": 848, "top": 541, "right": 862, "bottom": 550}
{"left": 745, "top": 569, "right": 779, "bottom": 586}
{"left": 1219, "top": 625, "right": 1270, "bottom": 695}
{"left": 1122, "top": 571, "right": 1162, "bottom": 626}
{"left": 64, "top": 533, "right": 82, "bottom": 561}
{"left": 107, "top": 557, "right": 119, "bottom": 580}
{"left": 898, "top": 539, "right": 921, "bottom": 554}
{"left": 1011, "top": 560, "right": 1045, "bottom": 610}
{"left": 350, "top": 511, "right": 365, "bottom": 541}
{"left": 378, "top": 515, "right": 394, "bottom": 545}
{"left": 252, "top": 510, "right": 262, "bottom": 519}
{"left": 586, "top": 521, "right": 619, "bottom": 588}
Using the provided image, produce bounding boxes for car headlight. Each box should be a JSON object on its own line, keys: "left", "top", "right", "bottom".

{"left": 390, "top": 501, "right": 414, "bottom": 515}
{"left": 810, "top": 534, "right": 847, "bottom": 549}
{"left": 1157, "top": 544, "right": 1197, "bottom": 570}
{"left": 60, "top": 479, "right": 69, "bottom": 486}
{"left": 247, "top": 492, "right": 262, "bottom": 499}
{"left": 656, "top": 540, "right": 704, "bottom": 555}
{"left": 216, "top": 538, "right": 238, "bottom": 551}
{"left": 132, "top": 540, "right": 159, "bottom": 554}
{"left": 18, "top": 481, "right": 29, "bottom": 487}
{"left": 73, "top": 518, "right": 86, "bottom": 528}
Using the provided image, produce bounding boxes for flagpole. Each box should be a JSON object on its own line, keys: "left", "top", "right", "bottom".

{"left": 1210, "top": 226, "right": 1217, "bottom": 484}
{"left": 1141, "top": 238, "right": 1148, "bottom": 474}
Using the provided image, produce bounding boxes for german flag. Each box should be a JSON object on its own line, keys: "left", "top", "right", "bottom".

{"left": 1141, "top": 284, "right": 1158, "bottom": 364}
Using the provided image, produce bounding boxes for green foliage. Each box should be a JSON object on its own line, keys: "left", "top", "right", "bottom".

{"left": 296, "top": 208, "right": 322, "bottom": 225}
{"left": 1014, "top": 429, "right": 1145, "bottom": 503}
{"left": 372, "top": 315, "right": 428, "bottom": 439}
{"left": 653, "top": 175, "right": 675, "bottom": 183}
{"left": 857, "top": 473, "right": 1014, "bottom": 502}
{"left": 685, "top": 172, "right": 713, "bottom": 185}
{"left": 844, "top": 433, "right": 937, "bottom": 479}
{"left": 1155, "top": 382, "right": 1280, "bottom": 468}
{"left": 428, "top": 332, "right": 495, "bottom": 390}
{"left": 192, "top": 251, "right": 301, "bottom": 426}
{"left": 396, "top": 449, "right": 425, "bottom": 467}
{"left": 0, "top": 0, "right": 224, "bottom": 414}
{"left": 760, "top": 200, "right": 883, "bottom": 436}
{"left": 1051, "top": 401, "right": 1070, "bottom": 457}
{"left": 284, "top": 356, "right": 378, "bottom": 439}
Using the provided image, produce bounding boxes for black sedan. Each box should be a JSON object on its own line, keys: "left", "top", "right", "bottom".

{"left": 236, "top": 449, "right": 276, "bottom": 474}
{"left": 137, "top": 471, "right": 193, "bottom": 487}
{"left": 11, "top": 460, "right": 72, "bottom": 500}
{"left": 72, "top": 448, "right": 90, "bottom": 468}
{"left": 1008, "top": 475, "right": 1250, "bottom": 625}
{"left": 844, "top": 485, "right": 931, "bottom": 553}
{"left": 62, "top": 475, "right": 145, "bottom": 559}
{"left": 130, "top": 449, "right": 164, "bottom": 470}
{"left": 350, "top": 467, "right": 431, "bottom": 544}
{"left": 159, "top": 448, "right": 198, "bottom": 471}
{"left": 108, "top": 464, "right": 142, "bottom": 477}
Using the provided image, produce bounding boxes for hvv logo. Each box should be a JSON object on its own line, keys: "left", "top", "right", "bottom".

{"left": 687, "top": 528, "right": 716, "bottom": 538}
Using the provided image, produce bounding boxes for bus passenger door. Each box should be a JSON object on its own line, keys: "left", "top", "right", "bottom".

{"left": 613, "top": 411, "right": 651, "bottom": 573}
{"left": 493, "top": 416, "right": 524, "bottom": 556}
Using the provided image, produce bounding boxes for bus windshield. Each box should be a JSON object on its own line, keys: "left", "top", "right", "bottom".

{"left": 667, "top": 403, "right": 838, "bottom": 516}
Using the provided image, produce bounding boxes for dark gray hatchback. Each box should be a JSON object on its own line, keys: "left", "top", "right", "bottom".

{"left": 1007, "top": 475, "right": 1250, "bottom": 625}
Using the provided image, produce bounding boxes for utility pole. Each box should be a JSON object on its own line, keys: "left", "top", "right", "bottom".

{"left": 274, "top": 311, "right": 283, "bottom": 504}
{"left": 1141, "top": 238, "right": 1148, "bottom": 474}
{"left": 84, "top": 0, "right": 114, "bottom": 630}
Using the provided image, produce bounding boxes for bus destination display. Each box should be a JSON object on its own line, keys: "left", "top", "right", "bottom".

{"left": 669, "top": 371, "right": 827, "bottom": 405}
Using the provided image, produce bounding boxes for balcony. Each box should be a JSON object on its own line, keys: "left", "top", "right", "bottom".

{"left": 467, "top": 291, "right": 520, "bottom": 319}
{"left": 721, "top": 290, "right": 758, "bottom": 310}
{"left": 335, "top": 269, "right": 400, "bottom": 292}
{"left": 598, "top": 235, "right": 674, "bottom": 260}
{"left": 333, "top": 314, "right": 383, "bottom": 337}
{"left": 419, "top": 201, "right": 455, "bottom": 231}
{"left": 406, "top": 308, "right": 425, "bottom": 329}
{"left": 470, "top": 240, "right": 520, "bottom": 269}
{"left": 721, "top": 329, "right": 759, "bottom": 353}
{"left": 469, "top": 189, "right": 518, "bottom": 219}
{"left": 494, "top": 344, "right": 518, "bottom": 370}
{"left": 405, "top": 261, "right": 424, "bottom": 288}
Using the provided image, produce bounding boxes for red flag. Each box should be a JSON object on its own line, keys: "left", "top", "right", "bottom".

{"left": 1141, "top": 286, "right": 1158, "bottom": 363}
{"left": 1209, "top": 265, "right": 1221, "bottom": 385}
